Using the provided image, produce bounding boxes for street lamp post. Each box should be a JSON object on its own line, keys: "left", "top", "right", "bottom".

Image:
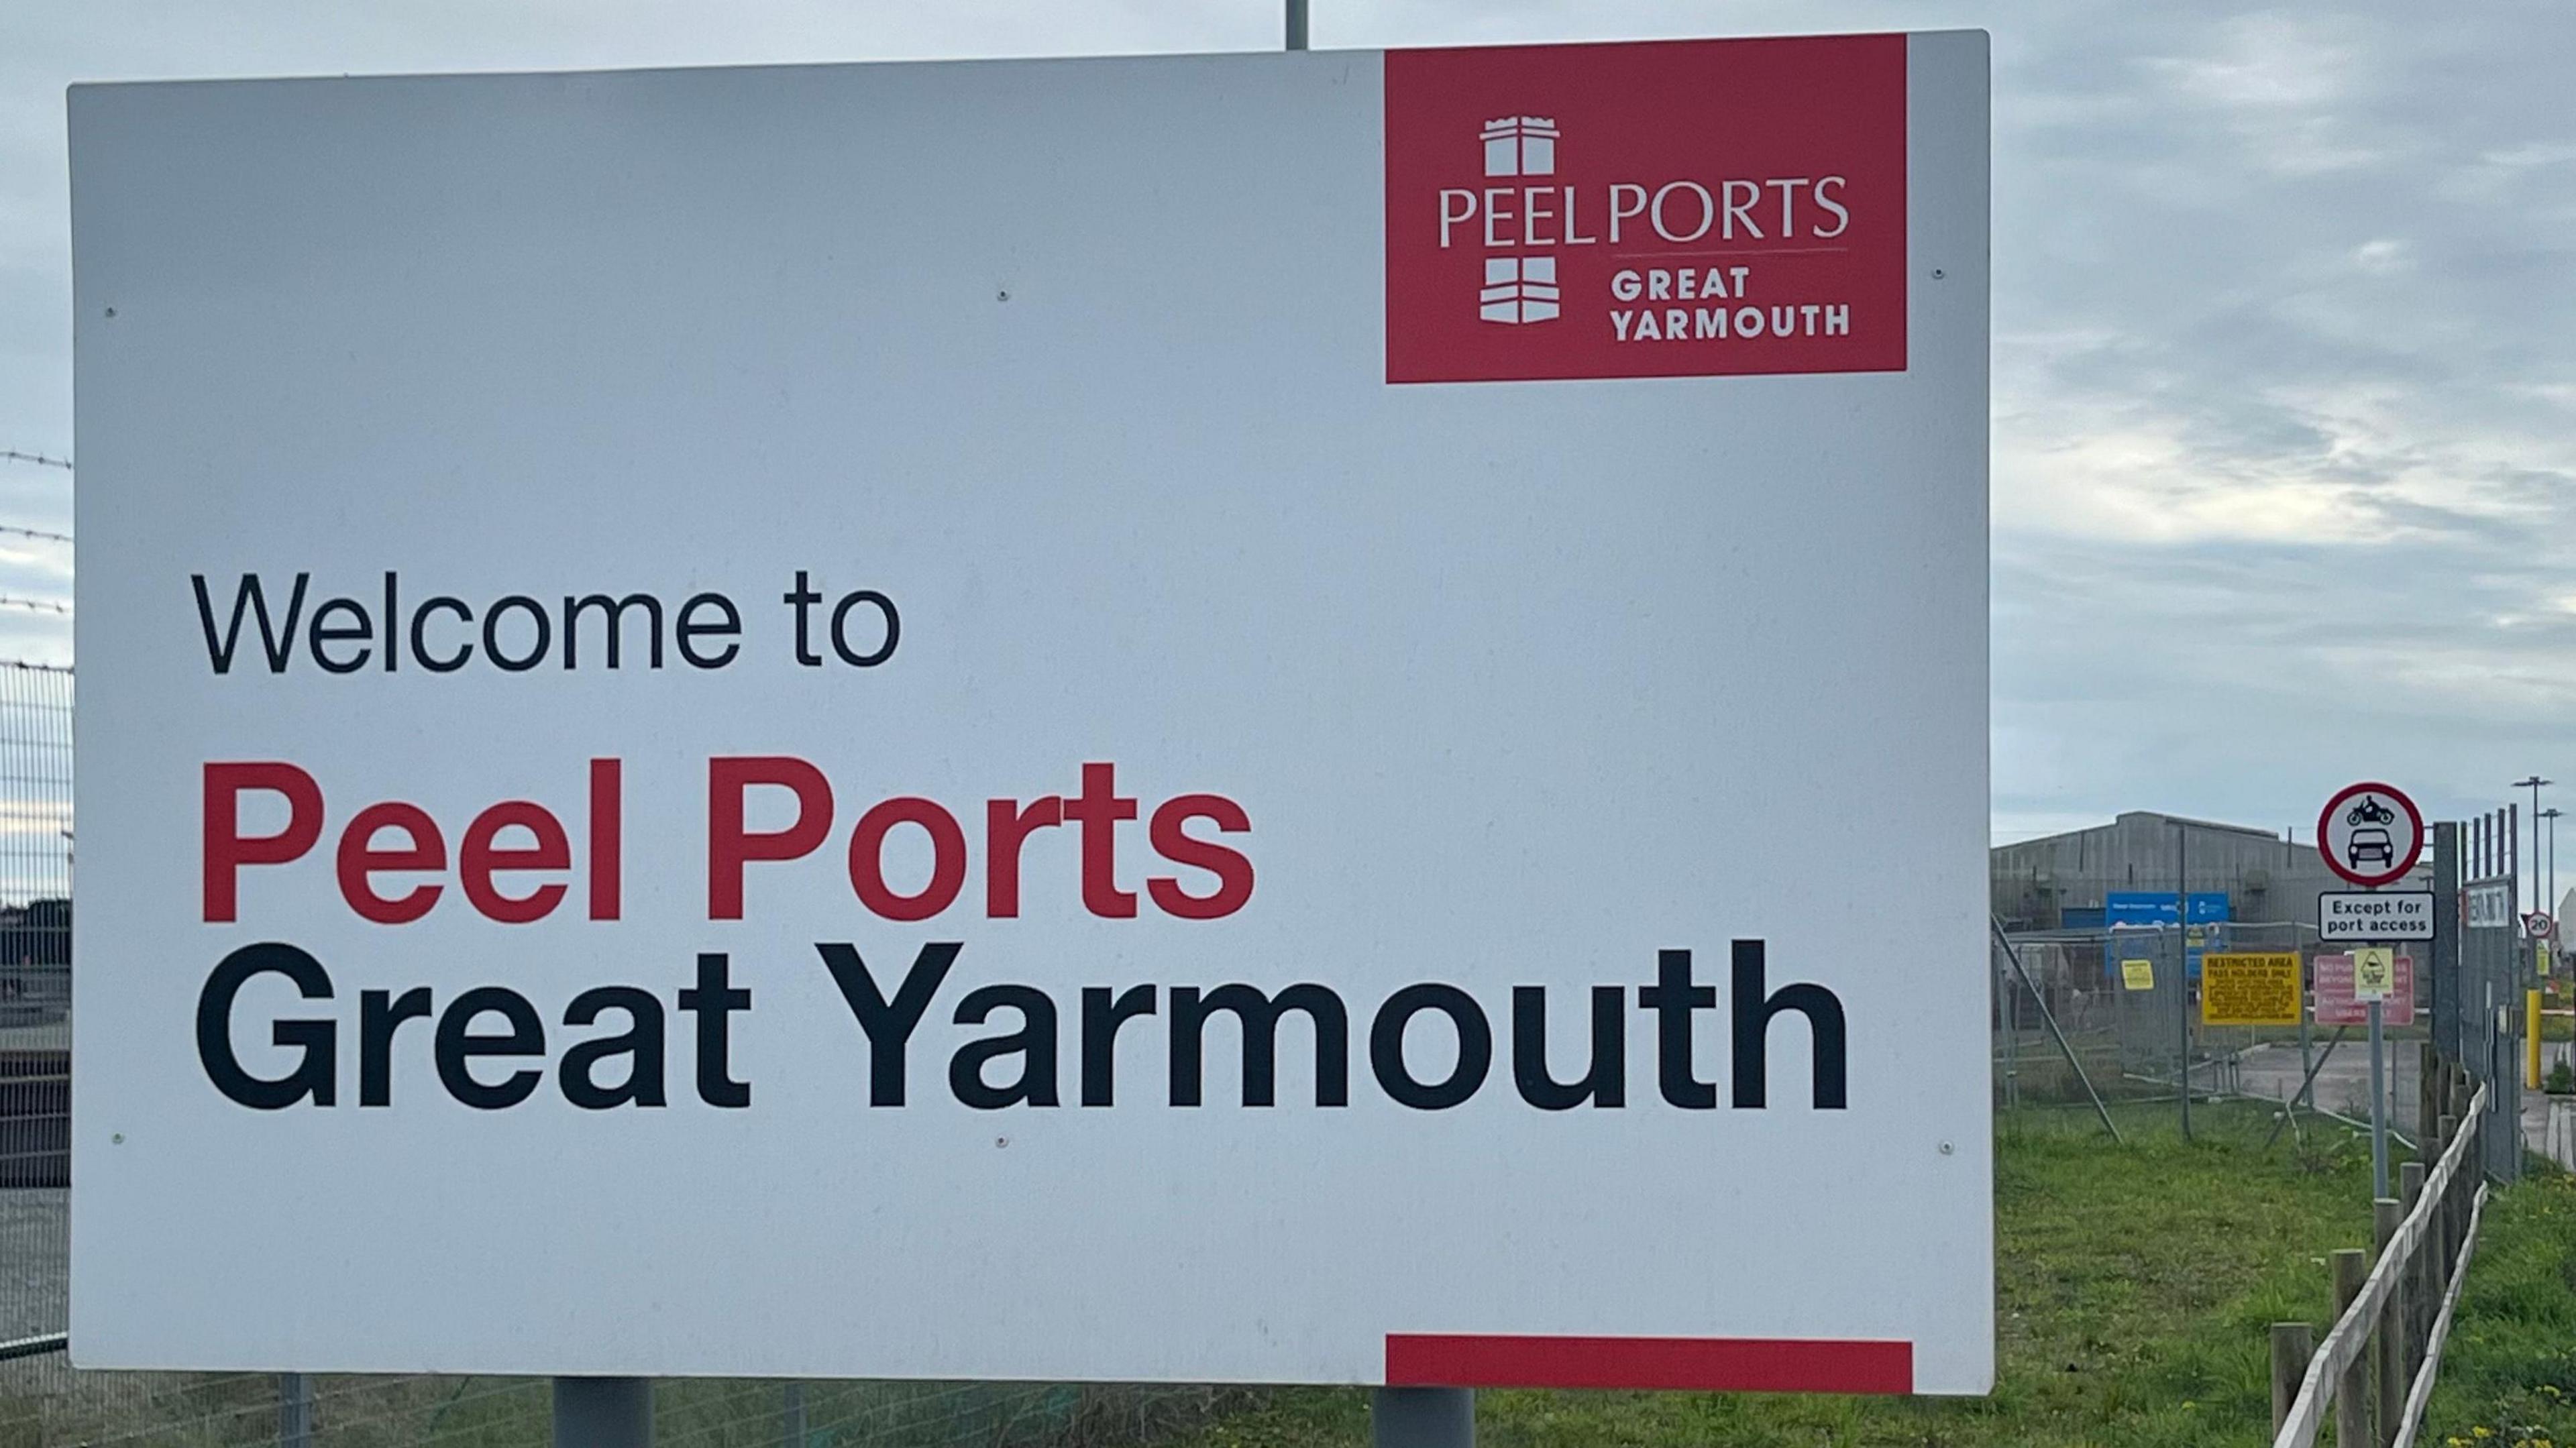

{"left": 2544, "top": 807, "right": 2563, "bottom": 921}
{"left": 2518, "top": 776, "right": 2552, "bottom": 916}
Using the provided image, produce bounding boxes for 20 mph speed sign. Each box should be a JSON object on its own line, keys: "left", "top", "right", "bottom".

{"left": 2318, "top": 783, "right": 2424, "bottom": 889}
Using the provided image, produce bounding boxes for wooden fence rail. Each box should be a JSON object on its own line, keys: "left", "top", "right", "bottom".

{"left": 2271, "top": 1061, "right": 2492, "bottom": 1448}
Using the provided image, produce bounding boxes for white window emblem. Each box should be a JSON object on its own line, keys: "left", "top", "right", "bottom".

{"left": 1478, "top": 117, "right": 1559, "bottom": 324}
{"left": 1481, "top": 116, "right": 1558, "bottom": 178}
{"left": 1481, "top": 256, "right": 1558, "bottom": 325}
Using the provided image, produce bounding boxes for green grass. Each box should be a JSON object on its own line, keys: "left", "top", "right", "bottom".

{"left": 2424, "top": 1166, "right": 2576, "bottom": 1448}
{"left": 1180, "top": 1101, "right": 2396, "bottom": 1448}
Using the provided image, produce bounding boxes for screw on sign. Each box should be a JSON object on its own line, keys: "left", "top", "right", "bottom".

{"left": 2316, "top": 782, "right": 2425, "bottom": 889}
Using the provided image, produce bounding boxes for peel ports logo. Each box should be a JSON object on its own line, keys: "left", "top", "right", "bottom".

{"left": 1386, "top": 36, "right": 1911, "bottom": 384}
{"left": 1478, "top": 117, "right": 1560, "bottom": 324}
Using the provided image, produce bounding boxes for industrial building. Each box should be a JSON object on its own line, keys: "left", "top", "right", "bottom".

{"left": 1990, "top": 810, "right": 2429, "bottom": 932}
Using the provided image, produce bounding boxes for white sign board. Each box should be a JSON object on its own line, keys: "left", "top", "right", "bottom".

{"left": 2319, "top": 890, "right": 2435, "bottom": 941}
{"left": 70, "top": 34, "right": 1992, "bottom": 1394}
{"left": 2468, "top": 882, "right": 2514, "bottom": 930}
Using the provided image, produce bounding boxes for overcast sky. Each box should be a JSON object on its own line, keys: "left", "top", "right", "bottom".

{"left": 3, "top": 0, "right": 2573, "bottom": 855}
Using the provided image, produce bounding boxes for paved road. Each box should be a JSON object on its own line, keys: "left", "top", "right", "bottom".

{"left": 2236, "top": 1039, "right": 2424, "bottom": 1135}
{"left": 2239, "top": 1036, "right": 2576, "bottom": 1170}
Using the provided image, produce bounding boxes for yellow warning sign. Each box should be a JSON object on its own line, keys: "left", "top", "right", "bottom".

{"left": 2121, "top": 959, "right": 2155, "bottom": 991}
{"left": 2201, "top": 952, "right": 2302, "bottom": 1026}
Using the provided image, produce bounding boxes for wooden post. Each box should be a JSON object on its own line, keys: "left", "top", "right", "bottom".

{"left": 2438, "top": 1114, "right": 2461, "bottom": 1262}
{"left": 2272, "top": 1321, "right": 2316, "bottom": 1437}
{"left": 2375, "top": 1196, "right": 2405, "bottom": 1447}
{"left": 2463, "top": 1106, "right": 2479, "bottom": 1225}
{"left": 2334, "top": 1248, "right": 2369, "bottom": 1448}
{"left": 2400, "top": 1161, "right": 2428, "bottom": 1366}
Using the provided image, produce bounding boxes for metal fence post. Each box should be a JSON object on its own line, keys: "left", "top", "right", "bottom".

{"left": 1375, "top": 1387, "right": 1474, "bottom": 1448}
{"left": 2332, "top": 1249, "right": 2369, "bottom": 1448}
{"left": 555, "top": 1378, "right": 652, "bottom": 1448}
{"left": 278, "top": 1373, "right": 313, "bottom": 1448}
{"left": 1998, "top": 945, "right": 2020, "bottom": 1111}
{"left": 2176, "top": 830, "right": 2192, "bottom": 1140}
{"left": 2269, "top": 1322, "right": 2313, "bottom": 1436}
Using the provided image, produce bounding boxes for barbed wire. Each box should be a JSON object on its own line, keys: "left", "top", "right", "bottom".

{"left": 0, "top": 523, "right": 70, "bottom": 544}
{"left": 0, "top": 597, "right": 69, "bottom": 616}
{"left": 0, "top": 450, "right": 72, "bottom": 471}
{"left": 0, "top": 659, "right": 71, "bottom": 674}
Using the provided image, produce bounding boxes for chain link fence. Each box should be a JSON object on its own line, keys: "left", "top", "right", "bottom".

{"left": 1995, "top": 918, "right": 2430, "bottom": 1138}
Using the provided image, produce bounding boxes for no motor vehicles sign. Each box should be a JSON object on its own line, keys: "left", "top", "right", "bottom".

{"left": 69, "top": 34, "right": 1991, "bottom": 1392}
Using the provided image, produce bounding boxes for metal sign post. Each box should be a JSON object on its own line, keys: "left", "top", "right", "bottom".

{"left": 2318, "top": 782, "right": 2422, "bottom": 1205}
{"left": 2367, "top": 997, "right": 2387, "bottom": 1196}
{"left": 555, "top": 1379, "right": 651, "bottom": 1448}
{"left": 2353, "top": 945, "right": 2397, "bottom": 1198}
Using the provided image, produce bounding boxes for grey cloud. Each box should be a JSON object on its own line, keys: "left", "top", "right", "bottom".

{"left": 3, "top": 0, "right": 2573, "bottom": 847}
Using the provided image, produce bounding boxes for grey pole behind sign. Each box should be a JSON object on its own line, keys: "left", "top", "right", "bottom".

{"left": 1378, "top": 1386, "right": 1477, "bottom": 1448}
{"left": 1302, "top": 1, "right": 1466, "bottom": 1441}
{"left": 555, "top": 1378, "right": 651, "bottom": 1448}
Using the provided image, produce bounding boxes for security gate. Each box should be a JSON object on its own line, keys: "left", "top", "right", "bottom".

{"left": 2448, "top": 812, "right": 2525, "bottom": 1184}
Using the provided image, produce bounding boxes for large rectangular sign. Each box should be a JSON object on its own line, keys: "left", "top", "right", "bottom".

{"left": 2320, "top": 890, "right": 2435, "bottom": 941}
{"left": 2200, "top": 953, "right": 2302, "bottom": 1027}
{"left": 70, "top": 32, "right": 1991, "bottom": 1392}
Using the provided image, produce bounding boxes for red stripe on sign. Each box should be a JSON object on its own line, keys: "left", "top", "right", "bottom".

{"left": 1384, "top": 1334, "right": 1914, "bottom": 1394}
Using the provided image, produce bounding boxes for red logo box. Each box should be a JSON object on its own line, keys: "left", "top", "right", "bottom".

{"left": 1385, "top": 35, "right": 1908, "bottom": 384}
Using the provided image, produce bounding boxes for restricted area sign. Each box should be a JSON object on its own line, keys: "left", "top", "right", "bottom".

{"left": 2121, "top": 958, "right": 2156, "bottom": 991}
{"left": 2200, "top": 953, "right": 2302, "bottom": 1026}
{"left": 68, "top": 34, "right": 1995, "bottom": 1395}
{"left": 2318, "top": 783, "right": 2424, "bottom": 889}
{"left": 2317, "top": 954, "right": 2414, "bottom": 1026}
{"left": 2320, "top": 889, "right": 2434, "bottom": 941}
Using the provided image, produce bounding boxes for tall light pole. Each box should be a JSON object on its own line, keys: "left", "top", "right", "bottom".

{"left": 2518, "top": 775, "right": 2552, "bottom": 914}
{"left": 2545, "top": 807, "right": 2563, "bottom": 923}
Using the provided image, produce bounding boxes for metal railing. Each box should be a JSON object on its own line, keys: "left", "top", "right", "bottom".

{"left": 2270, "top": 1065, "right": 2491, "bottom": 1448}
